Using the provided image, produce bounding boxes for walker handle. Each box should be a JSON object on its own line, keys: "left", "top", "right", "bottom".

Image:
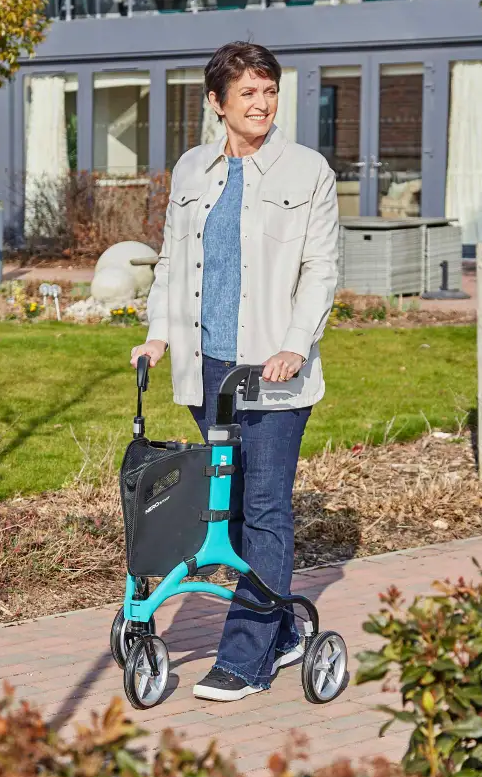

{"left": 134, "top": 355, "right": 150, "bottom": 439}
{"left": 216, "top": 364, "right": 300, "bottom": 425}
{"left": 137, "top": 355, "right": 150, "bottom": 392}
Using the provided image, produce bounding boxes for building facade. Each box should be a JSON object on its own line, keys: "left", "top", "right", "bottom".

{"left": 1, "top": 0, "right": 482, "bottom": 248}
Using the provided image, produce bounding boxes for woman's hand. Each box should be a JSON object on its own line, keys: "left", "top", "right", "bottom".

{"left": 130, "top": 340, "right": 167, "bottom": 368}
{"left": 262, "top": 351, "right": 304, "bottom": 383}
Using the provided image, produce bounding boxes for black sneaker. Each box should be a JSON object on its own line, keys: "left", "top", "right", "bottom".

{"left": 193, "top": 667, "right": 264, "bottom": 702}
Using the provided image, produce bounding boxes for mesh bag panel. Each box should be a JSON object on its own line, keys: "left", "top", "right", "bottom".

{"left": 144, "top": 468, "right": 180, "bottom": 503}
{"left": 120, "top": 440, "right": 175, "bottom": 559}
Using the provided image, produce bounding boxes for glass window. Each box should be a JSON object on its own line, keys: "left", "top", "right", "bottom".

{"left": 93, "top": 71, "right": 150, "bottom": 176}
{"left": 377, "top": 63, "right": 423, "bottom": 219}
{"left": 166, "top": 68, "right": 209, "bottom": 172}
{"left": 320, "top": 65, "right": 361, "bottom": 217}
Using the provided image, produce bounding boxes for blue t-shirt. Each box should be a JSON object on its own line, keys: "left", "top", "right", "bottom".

{"left": 201, "top": 157, "right": 243, "bottom": 361}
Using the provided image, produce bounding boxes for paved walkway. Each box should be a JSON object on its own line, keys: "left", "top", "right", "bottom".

{"left": 1, "top": 537, "right": 481, "bottom": 774}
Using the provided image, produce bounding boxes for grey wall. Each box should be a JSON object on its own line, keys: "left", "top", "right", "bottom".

{"left": 18, "top": 0, "right": 482, "bottom": 66}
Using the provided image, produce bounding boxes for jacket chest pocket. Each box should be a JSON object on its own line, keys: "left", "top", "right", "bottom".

{"left": 261, "top": 190, "right": 311, "bottom": 243}
{"left": 171, "top": 189, "right": 203, "bottom": 241}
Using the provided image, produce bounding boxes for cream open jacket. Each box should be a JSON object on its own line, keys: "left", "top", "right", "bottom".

{"left": 146, "top": 126, "right": 339, "bottom": 410}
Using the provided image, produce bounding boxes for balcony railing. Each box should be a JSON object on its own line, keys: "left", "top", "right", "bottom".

{"left": 47, "top": 0, "right": 378, "bottom": 19}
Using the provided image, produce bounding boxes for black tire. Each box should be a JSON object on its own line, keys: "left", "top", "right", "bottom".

{"left": 110, "top": 606, "right": 156, "bottom": 669}
{"left": 124, "top": 635, "right": 169, "bottom": 710}
{"left": 302, "top": 630, "right": 348, "bottom": 704}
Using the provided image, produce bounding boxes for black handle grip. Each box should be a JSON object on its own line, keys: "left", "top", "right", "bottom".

{"left": 137, "top": 355, "right": 150, "bottom": 391}
{"left": 216, "top": 364, "right": 302, "bottom": 425}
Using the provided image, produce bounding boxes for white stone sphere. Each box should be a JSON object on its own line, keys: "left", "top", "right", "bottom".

{"left": 91, "top": 266, "right": 136, "bottom": 303}
{"left": 95, "top": 241, "right": 156, "bottom": 295}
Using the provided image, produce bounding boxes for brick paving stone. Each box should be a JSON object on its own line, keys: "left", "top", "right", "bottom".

{"left": 1, "top": 537, "right": 480, "bottom": 770}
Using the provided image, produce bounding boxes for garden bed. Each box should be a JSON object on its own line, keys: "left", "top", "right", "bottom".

{"left": 0, "top": 278, "right": 476, "bottom": 328}
{"left": 0, "top": 432, "right": 478, "bottom": 623}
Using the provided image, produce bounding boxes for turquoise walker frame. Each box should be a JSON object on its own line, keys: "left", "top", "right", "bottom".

{"left": 122, "top": 358, "right": 319, "bottom": 636}
{"left": 124, "top": 443, "right": 249, "bottom": 623}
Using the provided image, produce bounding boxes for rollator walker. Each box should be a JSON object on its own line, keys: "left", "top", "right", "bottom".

{"left": 110, "top": 355, "right": 347, "bottom": 709}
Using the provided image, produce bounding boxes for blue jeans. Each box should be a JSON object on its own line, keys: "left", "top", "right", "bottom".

{"left": 189, "top": 356, "right": 311, "bottom": 688}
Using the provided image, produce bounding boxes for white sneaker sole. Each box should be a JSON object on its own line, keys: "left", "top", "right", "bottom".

{"left": 193, "top": 683, "right": 265, "bottom": 702}
{"left": 271, "top": 642, "right": 305, "bottom": 675}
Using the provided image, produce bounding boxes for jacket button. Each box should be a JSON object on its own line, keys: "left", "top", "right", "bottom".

{"left": 181, "top": 196, "right": 186, "bottom": 202}
{"left": 195, "top": 321, "right": 199, "bottom": 327}
{"left": 197, "top": 232, "right": 201, "bottom": 238}
{"left": 195, "top": 291, "right": 200, "bottom": 297}
{"left": 196, "top": 262, "right": 201, "bottom": 268}
{"left": 195, "top": 351, "right": 199, "bottom": 357}
{"left": 284, "top": 200, "right": 289, "bottom": 206}
{"left": 240, "top": 353, "right": 244, "bottom": 358}
{"left": 218, "top": 181, "right": 224, "bottom": 186}
{"left": 205, "top": 204, "right": 210, "bottom": 209}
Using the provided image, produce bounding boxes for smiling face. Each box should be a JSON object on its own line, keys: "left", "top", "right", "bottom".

{"left": 208, "top": 68, "right": 278, "bottom": 146}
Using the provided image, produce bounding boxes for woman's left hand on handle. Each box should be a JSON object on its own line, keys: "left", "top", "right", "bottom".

{"left": 262, "top": 351, "right": 303, "bottom": 383}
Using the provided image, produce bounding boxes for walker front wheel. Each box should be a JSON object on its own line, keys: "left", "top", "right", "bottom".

{"left": 110, "top": 607, "right": 156, "bottom": 669}
{"left": 124, "top": 635, "right": 170, "bottom": 710}
{"left": 302, "top": 631, "right": 347, "bottom": 704}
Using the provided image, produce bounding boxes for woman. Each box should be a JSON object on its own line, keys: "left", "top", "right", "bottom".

{"left": 130, "top": 41, "right": 338, "bottom": 702}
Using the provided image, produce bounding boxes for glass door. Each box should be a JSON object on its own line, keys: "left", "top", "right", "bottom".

{"left": 319, "top": 65, "right": 366, "bottom": 218}
{"left": 370, "top": 61, "right": 425, "bottom": 219}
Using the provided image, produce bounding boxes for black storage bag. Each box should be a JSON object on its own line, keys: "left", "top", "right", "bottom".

{"left": 120, "top": 438, "right": 211, "bottom": 577}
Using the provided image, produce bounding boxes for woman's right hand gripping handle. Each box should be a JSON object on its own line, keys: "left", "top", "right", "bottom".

{"left": 130, "top": 340, "right": 168, "bottom": 369}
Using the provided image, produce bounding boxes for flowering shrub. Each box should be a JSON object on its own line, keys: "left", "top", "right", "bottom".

{"left": 24, "top": 301, "right": 44, "bottom": 319}
{"left": 110, "top": 306, "right": 139, "bottom": 325}
{"left": 331, "top": 298, "right": 355, "bottom": 321}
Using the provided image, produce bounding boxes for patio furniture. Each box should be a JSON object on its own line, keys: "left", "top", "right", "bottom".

{"left": 422, "top": 221, "right": 464, "bottom": 294}
{"left": 338, "top": 217, "right": 423, "bottom": 296}
{"left": 338, "top": 217, "right": 465, "bottom": 297}
{"left": 379, "top": 178, "right": 422, "bottom": 219}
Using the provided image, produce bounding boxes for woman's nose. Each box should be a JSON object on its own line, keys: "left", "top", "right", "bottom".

{"left": 254, "top": 93, "right": 269, "bottom": 112}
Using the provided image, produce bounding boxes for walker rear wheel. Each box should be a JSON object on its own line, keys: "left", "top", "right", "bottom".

{"left": 302, "top": 631, "right": 347, "bottom": 703}
{"left": 110, "top": 607, "right": 156, "bottom": 669}
{"left": 124, "top": 635, "right": 169, "bottom": 710}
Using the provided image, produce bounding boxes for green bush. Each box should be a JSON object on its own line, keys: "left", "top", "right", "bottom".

{"left": 355, "top": 560, "right": 482, "bottom": 776}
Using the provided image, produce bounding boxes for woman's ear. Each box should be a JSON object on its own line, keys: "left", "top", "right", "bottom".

{"left": 208, "top": 90, "right": 224, "bottom": 120}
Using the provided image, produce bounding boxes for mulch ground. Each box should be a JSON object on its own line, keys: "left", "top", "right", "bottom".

{"left": 0, "top": 432, "right": 479, "bottom": 623}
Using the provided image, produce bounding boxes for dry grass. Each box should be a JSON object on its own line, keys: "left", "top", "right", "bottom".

{"left": 0, "top": 433, "right": 479, "bottom": 623}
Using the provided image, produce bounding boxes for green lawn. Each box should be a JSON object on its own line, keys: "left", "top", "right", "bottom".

{"left": 0, "top": 322, "right": 476, "bottom": 500}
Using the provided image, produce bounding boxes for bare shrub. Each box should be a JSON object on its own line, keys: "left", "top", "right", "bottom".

{"left": 7, "top": 170, "right": 171, "bottom": 263}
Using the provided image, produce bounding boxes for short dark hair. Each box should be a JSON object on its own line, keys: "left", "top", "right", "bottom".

{"left": 204, "top": 42, "right": 282, "bottom": 121}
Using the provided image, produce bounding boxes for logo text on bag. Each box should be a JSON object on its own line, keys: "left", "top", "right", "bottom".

{"left": 145, "top": 495, "right": 171, "bottom": 514}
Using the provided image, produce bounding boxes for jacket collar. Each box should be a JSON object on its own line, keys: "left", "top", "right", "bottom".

{"left": 204, "top": 124, "right": 288, "bottom": 174}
